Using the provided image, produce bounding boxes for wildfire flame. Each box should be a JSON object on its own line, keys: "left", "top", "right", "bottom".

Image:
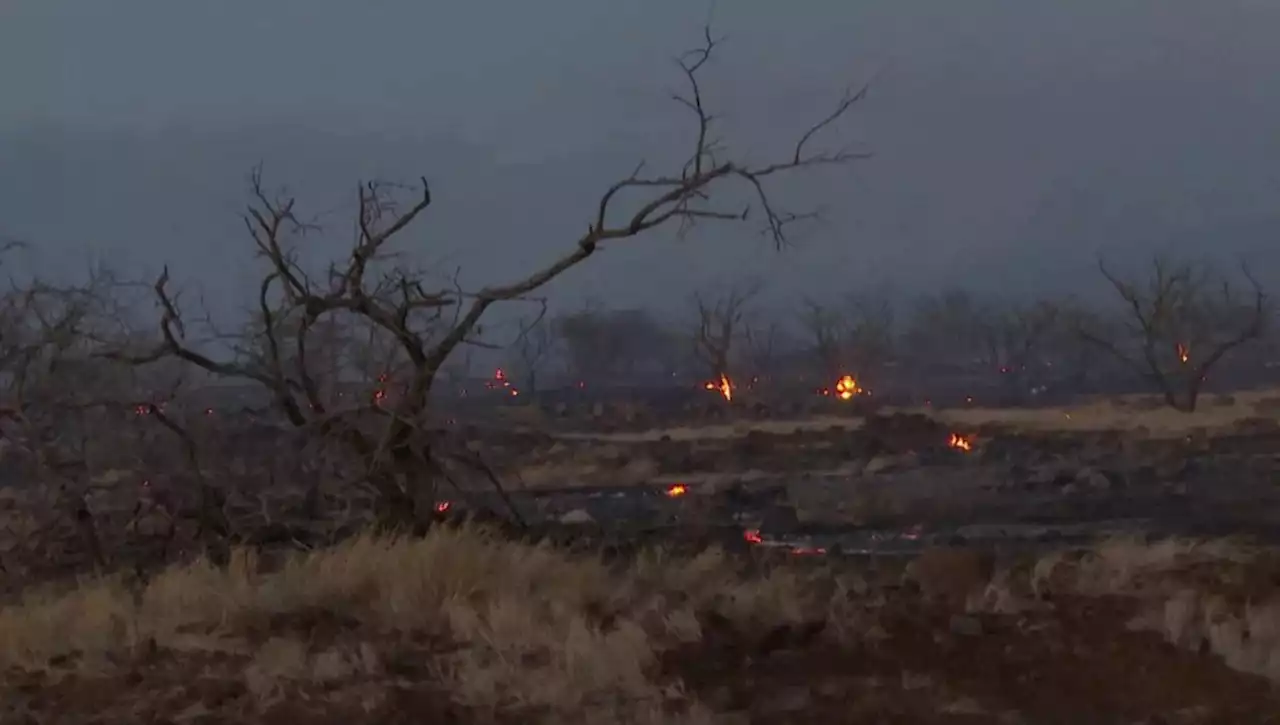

{"left": 1176, "top": 342, "right": 1190, "bottom": 364}
{"left": 834, "top": 374, "right": 862, "bottom": 401}
{"left": 948, "top": 433, "right": 974, "bottom": 452}
{"left": 665, "top": 483, "right": 688, "bottom": 497}
{"left": 704, "top": 374, "right": 733, "bottom": 401}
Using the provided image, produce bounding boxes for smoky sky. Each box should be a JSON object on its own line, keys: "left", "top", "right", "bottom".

{"left": 2, "top": 0, "right": 1279, "bottom": 323}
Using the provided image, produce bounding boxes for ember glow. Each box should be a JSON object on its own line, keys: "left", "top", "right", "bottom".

{"left": 435, "top": 500, "right": 452, "bottom": 513}
{"left": 704, "top": 374, "right": 733, "bottom": 401}
{"left": 1176, "top": 342, "right": 1190, "bottom": 364}
{"left": 743, "top": 528, "right": 763, "bottom": 544}
{"left": 665, "top": 483, "right": 689, "bottom": 497}
{"left": 948, "top": 433, "right": 974, "bottom": 452}
{"left": 790, "top": 546, "right": 828, "bottom": 556}
{"left": 834, "top": 374, "right": 862, "bottom": 401}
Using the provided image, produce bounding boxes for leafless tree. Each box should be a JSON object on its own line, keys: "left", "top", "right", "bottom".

{"left": 796, "top": 293, "right": 894, "bottom": 388}
{"left": 690, "top": 279, "right": 762, "bottom": 389}
{"left": 900, "top": 290, "right": 997, "bottom": 370}
{"left": 975, "top": 299, "right": 1063, "bottom": 399}
{"left": 112, "top": 25, "right": 868, "bottom": 529}
{"left": 842, "top": 292, "right": 896, "bottom": 380}
{"left": 510, "top": 308, "right": 555, "bottom": 395}
{"left": 1078, "top": 256, "right": 1269, "bottom": 412}
{"left": 743, "top": 318, "right": 782, "bottom": 380}
{"left": 553, "top": 305, "right": 674, "bottom": 383}
{"left": 798, "top": 298, "right": 846, "bottom": 380}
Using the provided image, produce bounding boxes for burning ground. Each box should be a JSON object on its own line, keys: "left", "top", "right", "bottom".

{"left": 6, "top": 395, "right": 1280, "bottom": 722}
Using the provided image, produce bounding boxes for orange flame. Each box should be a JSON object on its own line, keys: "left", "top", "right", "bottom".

{"left": 665, "top": 483, "right": 688, "bottom": 497}
{"left": 948, "top": 433, "right": 974, "bottom": 452}
{"left": 704, "top": 374, "right": 733, "bottom": 401}
{"left": 834, "top": 374, "right": 862, "bottom": 401}
{"left": 1176, "top": 342, "right": 1189, "bottom": 364}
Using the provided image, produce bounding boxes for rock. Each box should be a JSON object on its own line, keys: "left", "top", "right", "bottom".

{"left": 559, "top": 508, "right": 595, "bottom": 524}
{"left": 948, "top": 614, "right": 984, "bottom": 637}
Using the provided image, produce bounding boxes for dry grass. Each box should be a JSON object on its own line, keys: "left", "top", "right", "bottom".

{"left": 0, "top": 526, "right": 849, "bottom": 724}
{"left": 5, "top": 528, "right": 1280, "bottom": 722}
{"left": 565, "top": 387, "right": 1280, "bottom": 443}
{"left": 1016, "top": 535, "right": 1280, "bottom": 683}
{"left": 917, "top": 387, "right": 1280, "bottom": 437}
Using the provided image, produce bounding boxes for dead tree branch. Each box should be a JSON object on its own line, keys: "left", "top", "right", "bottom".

{"left": 113, "top": 23, "right": 868, "bottom": 529}
{"left": 1079, "top": 256, "right": 1269, "bottom": 412}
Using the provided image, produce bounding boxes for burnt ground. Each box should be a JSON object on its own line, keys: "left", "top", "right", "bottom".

{"left": 3, "top": 405, "right": 1280, "bottom": 723}
{"left": 453, "top": 410, "right": 1280, "bottom": 550}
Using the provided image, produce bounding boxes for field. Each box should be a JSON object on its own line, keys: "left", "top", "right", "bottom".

{"left": 4, "top": 390, "right": 1280, "bottom": 723}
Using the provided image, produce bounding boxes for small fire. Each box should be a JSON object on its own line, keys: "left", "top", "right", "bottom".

{"left": 1176, "top": 342, "right": 1190, "bottom": 364}
{"left": 704, "top": 374, "right": 733, "bottom": 401}
{"left": 834, "top": 374, "right": 862, "bottom": 401}
{"left": 665, "top": 483, "right": 688, "bottom": 497}
{"left": 435, "top": 500, "right": 452, "bottom": 513}
{"left": 948, "top": 433, "right": 974, "bottom": 452}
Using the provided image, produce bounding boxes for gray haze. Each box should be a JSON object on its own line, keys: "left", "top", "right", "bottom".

{"left": 3, "top": 0, "right": 1279, "bottom": 321}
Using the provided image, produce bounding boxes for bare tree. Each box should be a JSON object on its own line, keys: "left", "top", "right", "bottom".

{"left": 1079, "top": 256, "right": 1269, "bottom": 412}
{"left": 842, "top": 292, "right": 896, "bottom": 381}
{"left": 553, "top": 305, "right": 674, "bottom": 384}
{"left": 976, "top": 299, "right": 1063, "bottom": 401}
{"left": 690, "top": 279, "right": 762, "bottom": 393}
{"left": 743, "top": 318, "right": 782, "bottom": 381}
{"left": 113, "top": 25, "right": 868, "bottom": 529}
{"left": 798, "top": 298, "right": 847, "bottom": 380}
{"left": 510, "top": 309, "right": 555, "bottom": 395}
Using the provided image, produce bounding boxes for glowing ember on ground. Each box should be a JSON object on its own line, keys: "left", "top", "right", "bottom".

{"left": 789, "top": 546, "right": 828, "bottom": 556}
{"left": 834, "top": 374, "right": 862, "bottom": 400}
{"left": 948, "top": 433, "right": 974, "bottom": 452}
{"left": 665, "top": 484, "right": 689, "bottom": 497}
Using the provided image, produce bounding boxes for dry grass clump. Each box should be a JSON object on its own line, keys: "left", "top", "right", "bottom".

{"left": 0, "top": 525, "right": 850, "bottom": 724}
{"left": 1021, "top": 535, "right": 1280, "bottom": 684}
